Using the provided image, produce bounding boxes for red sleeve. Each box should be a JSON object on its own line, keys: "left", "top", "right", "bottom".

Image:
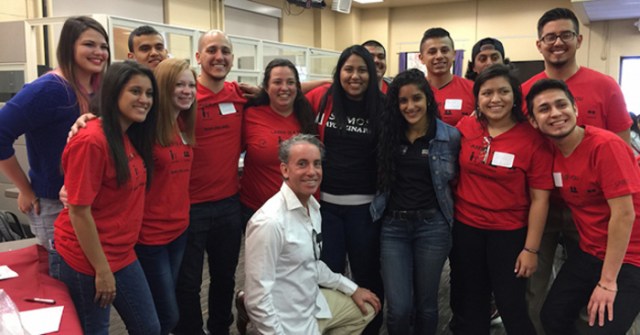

{"left": 63, "top": 136, "right": 106, "bottom": 206}
{"left": 603, "top": 78, "right": 632, "bottom": 133}
{"left": 594, "top": 138, "right": 640, "bottom": 199}
{"left": 526, "top": 137, "right": 554, "bottom": 190}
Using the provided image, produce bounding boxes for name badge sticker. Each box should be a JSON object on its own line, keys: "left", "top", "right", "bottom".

{"left": 219, "top": 103, "right": 237, "bottom": 115}
{"left": 553, "top": 172, "right": 563, "bottom": 187}
{"left": 444, "top": 99, "right": 463, "bottom": 110}
{"left": 491, "top": 151, "right": 514, "bottom": 168}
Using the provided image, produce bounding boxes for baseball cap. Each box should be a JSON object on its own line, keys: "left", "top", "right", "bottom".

{"left": 472, "top": 38, "right": 505, "bottom": 61}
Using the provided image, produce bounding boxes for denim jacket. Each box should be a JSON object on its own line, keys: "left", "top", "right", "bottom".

{"left": 370, "top": 118, "right": 461, "bottom": 225}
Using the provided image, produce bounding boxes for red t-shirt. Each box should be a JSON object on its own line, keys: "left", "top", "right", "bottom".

{"left": 431, "top": 76, "right": 475, "bottom": 126}
{"left": 190, "top": 81, "right": 246, "bottom": 204}
{"left": 455, "top": 117, "right": 554, "bottom": 230}
{"left": 139, "top": 135, "right": 193, "bottom": 245}
{"left": 553, "top": 126, "right": 640, "bottom": 267}
{"left": 240, "top": 105, "right": 301, "bottom": 211}
{"left": 381, "top": 80, "right": 389, "bottom": 95}
{"left": 522, "top": 67, "right": 631, "bottom": 133}
{"left": 306, "top": 84, "right": 330, "bottom": 140}
{"left": 54, "top": 119, "right": 147, "bottom": 275}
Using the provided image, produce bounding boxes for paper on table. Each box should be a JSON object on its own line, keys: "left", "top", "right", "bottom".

{"left": 19, "top": 305, "right": 64, "bottom": 334}
{"left": 0, "top": 265, "right": 18, "bottom": 280}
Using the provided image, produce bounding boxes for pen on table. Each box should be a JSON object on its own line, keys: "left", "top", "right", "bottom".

{"left": 24, "top": 297, "right": 56, "bottom": 305}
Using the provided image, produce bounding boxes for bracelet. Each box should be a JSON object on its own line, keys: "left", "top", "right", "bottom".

{"left": 597, "top": 282, "right": 618, "bottom": 292}
{"left": 522, "top": 247, "right": 539, "bottom": 255}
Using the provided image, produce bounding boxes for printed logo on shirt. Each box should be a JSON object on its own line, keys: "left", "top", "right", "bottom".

{"left": 325, "top": 113, "right": 370, "bottom": 134}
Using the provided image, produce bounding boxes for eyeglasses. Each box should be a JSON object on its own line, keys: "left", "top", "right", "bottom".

{"left": 312, "top": 229, "right": 323, "bottom": 261}
{"left": 482, "top": 136, "right": 492, "bottom": 164}
{"left": 540, "top": 31, "right": 577, "bottom": 45}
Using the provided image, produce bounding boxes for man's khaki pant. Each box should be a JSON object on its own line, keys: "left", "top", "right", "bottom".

{"left": 317, "top": 289, "right": 376, "bottom": 335}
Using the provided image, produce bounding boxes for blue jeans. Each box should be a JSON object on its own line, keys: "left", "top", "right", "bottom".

{"left": 59, "top": 258, "right": 160, "bottom": 335}
{"left": 380, "top": 209, "right": 451, "bottom": 335}
{"left": 541, "top": 248, "right": 640, "bottom": 335}
{"left": 135, "top": 232, "right": 188, "bottom": 335}
{"left": 320, "top": 201, "right": 384, "bottom": 335}
{"left": 174, "top": 195, "right": 242, "bottom": 335}
{"left": 27, "top": 197, "right": 63, "bottom": 279}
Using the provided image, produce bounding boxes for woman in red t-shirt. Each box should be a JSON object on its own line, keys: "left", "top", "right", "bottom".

{"left": 134, "top": 58, "right": 197, "bottom": 335}
{"left": 449, "top": 64, "right": 552, "bottom": 335}
{"left": 240, "top": 58, "right": 317, "bottom": 222}
{"left": 54, "top": 61, "right": 160, "bottom": 334}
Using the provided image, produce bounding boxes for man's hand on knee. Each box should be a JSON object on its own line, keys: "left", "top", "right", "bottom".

{"left": 351, "top": 287, "right": 381, "bottom": 315}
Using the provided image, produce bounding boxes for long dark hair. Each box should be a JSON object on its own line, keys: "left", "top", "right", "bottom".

{"left": 377, "top": 68, "right": 439, "bottom": 192}
{"left": 247, "top": 58, "right": 316, "bottom": 134}
{"left": 473, "top": 64, "right": 525, "bottom": 124}
{"left": 98, "top": 61, "right": 157, "bottom": 187}
{"left": 318, "top": 45, "right": 383, "bottom": 134}
{"left": 57, "top": 16, "right": 110, "bottom": 114}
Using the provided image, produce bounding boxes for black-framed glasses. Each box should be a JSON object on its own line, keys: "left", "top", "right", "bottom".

{"left": 540, "top": 31, "right": 577, "bottom": 45}
{"left": 312, "top": 229, "right": 323, "bottom": 261}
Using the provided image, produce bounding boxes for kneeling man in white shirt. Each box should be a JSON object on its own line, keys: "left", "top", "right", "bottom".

{"left": 244, "top": 134, "right": 381, "bottom": 335}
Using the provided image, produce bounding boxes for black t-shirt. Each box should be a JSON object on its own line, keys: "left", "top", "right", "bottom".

{"left": 322, "top": 98, "right": 377, "bottom": 195}
{"left": 389, "top": 120, "right": 439, "bottom": 211}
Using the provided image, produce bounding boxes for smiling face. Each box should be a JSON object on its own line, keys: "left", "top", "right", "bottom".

{"left": 128, "top": 34, "right": 167, "bottom": 69}
{"left": 339, "top": 54, "right": 369, "bottom": 100}
{"left": 529, "top": 88, "right": 578, "bottom": 139}
{"left": 477, "top": 76, "right": 515, "bottom": 125}
{"left": 364, "top": 45, "right": 387, "bottom": 82}
{"left": 281, "top": 142, "right": 323, "bottom": 204}
{"left": 197, "top": 32, "right": 233, "bottom": 81}
{"left": 536, "top": 19, "right": 582, "bottom": 69}
{"left": 473, "top": 49, "right": 503, "bottom": 75}
{"left": 266, "top": 66, "right": 297, "bottom": 114}
{"left": 172, "top": 69, "right": 196, "bottom": 116}
{"left": 419, "top": 36, "right": 455, "bottom": 77}
{"left": 398, "top": 83, "right": 428, "bottom": 129}
{"left": 118, "top": 74, "right": 154, "bottom": 130}
{"left": 74, "top": 28, "right": 109, "bottom": 78}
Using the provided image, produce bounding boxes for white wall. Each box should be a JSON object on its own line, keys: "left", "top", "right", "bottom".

{"left": 51, "top": 0, "right": 163, "bottom": 22}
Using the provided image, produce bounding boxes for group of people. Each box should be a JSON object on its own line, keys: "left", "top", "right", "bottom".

{"left": 0, "top": 6, "right": 639, "bottom": 335}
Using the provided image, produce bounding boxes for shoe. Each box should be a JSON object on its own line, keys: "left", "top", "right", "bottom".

{"left": 490, "top": 305, "right": 502, "bottom": 327}
{"left": 235, "top": 290, "right": 249, "bottom": 335}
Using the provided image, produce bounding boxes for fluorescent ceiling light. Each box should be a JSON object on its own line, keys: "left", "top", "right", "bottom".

{"left": 353, "top": 0, "right": 383, "bottom": 3}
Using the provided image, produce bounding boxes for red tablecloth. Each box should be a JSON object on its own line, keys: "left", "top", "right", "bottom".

{"left": 0, "top": 244, "right": 82, "bottom": 334}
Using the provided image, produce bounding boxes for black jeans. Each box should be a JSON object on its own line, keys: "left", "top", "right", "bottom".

{"left": 449, "top": 221, "right": 535, "bottom": 335}
{"left": 174, "top": 195, "right": 243, "bottom": 335}
{"left": 541, "top": 248, "right": 640, "bottom": 335}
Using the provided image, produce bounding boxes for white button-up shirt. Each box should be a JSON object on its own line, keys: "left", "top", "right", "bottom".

{"left": 244, "top": 182, "right": 358, "bottom": 335}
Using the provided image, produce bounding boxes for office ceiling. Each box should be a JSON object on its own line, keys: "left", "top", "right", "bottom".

{"left": 348, "top": 0, "right": 640, "bottom": 23}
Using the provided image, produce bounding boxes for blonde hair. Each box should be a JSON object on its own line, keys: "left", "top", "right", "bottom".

{"left": 153, "top": 58, "right": 197, "bottom": 146}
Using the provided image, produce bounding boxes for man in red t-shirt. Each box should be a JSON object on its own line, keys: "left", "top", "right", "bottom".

{"left": 419, "top": 27, "right": 475, "bottom": 126}
{"left": 362, "top": 40, "right": 391, "bottom": 94}
{"left": 522, "top": 9, "right": 634, "bottom": 334}
{"left": 526, "top": 78, "right": 640, "bottom": 335}
{"left": 173, "top": 30, "right": 247, "bottom": 335}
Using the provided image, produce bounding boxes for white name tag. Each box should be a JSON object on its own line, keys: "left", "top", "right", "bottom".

{"left": 491, "top": 151, "right": 514, "bottom": 168}
{"left": 444, "top": 99, "right": 463, "bottom": 110}
{"left": 219, "top": 102, "right": 237, "bottom": 115}
{"left": 553, "top": 172, "right": 563, "bottom": 187}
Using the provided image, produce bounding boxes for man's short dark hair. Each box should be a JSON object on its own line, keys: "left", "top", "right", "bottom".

{"left": 420, "top": 27, "right": 454, "bottom": 52}
{"left": 361, "top": 40, "right": 386, "bottom": 57}
{"left": 128, "top": 25, "right": 162, "bottom": 52}
{"left": 525, "top": 78, "right": 576, "bottom": 117}
{"left": 537, "top": 8, "right": 580, "bottom": 38}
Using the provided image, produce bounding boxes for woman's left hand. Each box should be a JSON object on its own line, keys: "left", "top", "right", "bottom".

{"left": 514, "top": 250, "right": 537, "bottom": 278}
